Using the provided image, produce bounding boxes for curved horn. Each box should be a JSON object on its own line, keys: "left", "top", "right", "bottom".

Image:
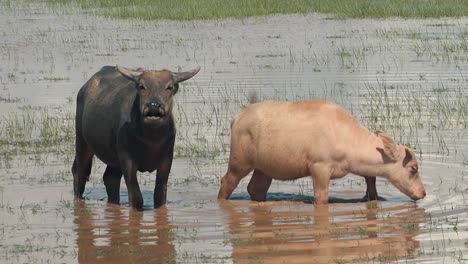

{"left": 116, "top": 65, "right": 142, "bottom": 81}
{"left": 171, "top": 66, "right": 200, "bottom": 84}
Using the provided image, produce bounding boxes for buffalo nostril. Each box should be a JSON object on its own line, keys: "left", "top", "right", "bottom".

{"left": 422, "top": 190, "right": 426, "bottom": 197}
{"left": 149, "top": 102, "right": 161, "bottom": 108}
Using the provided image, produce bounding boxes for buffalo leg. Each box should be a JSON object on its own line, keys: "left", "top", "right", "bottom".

{"left": 72, "top": 137, "right": 93, "bottom": 199}
{"left": 103, "top": 166, "right": 123, "bottom": 204}
{"left": 247, "top": 169, "right": 272, "bottom": 202}
{"left": 309, "top": 165, "right": 331, "bottom": 205}
{"left": 120, "top": 155, "right": 143, "bottom": 211}
{"left": 73, "top": 95, "right": 94, "bottom": 199}
{"left": 218, "top": 164, "right": 253, "bottom": 200}
{"left": 361, "top": 176, "right": 378, "bottom": 202}
{"left": 154, "top": 151, "right": 173, "bottom": 209}
{"left": 312, "top": 176, "right": 330, "bottom": 205}
{"left": 218, "top": 136, "right": 254, "bottom": 200}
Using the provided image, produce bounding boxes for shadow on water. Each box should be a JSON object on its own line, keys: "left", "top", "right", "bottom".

{"left": 219, "top": 200, "right": 425, "bottom": 263}
{"left": 82, "top": 188, "right": 159, "bottom": 211}
{"left": 230, "top": 191, "right": 386, "bottom": 203}
{"left": 73, "top": 200, "right": 176, "bottom": 263}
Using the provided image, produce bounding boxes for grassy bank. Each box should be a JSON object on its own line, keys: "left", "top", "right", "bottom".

{"left": 40, "top": 0, "right": 468, "bottom": 20}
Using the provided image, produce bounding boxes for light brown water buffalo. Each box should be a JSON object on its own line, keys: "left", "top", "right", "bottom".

{"left": 217, "top": 100, "right": 426, "bottom": 204}
{"left": 73, "top": 65, "right": 200, "bottom": 211}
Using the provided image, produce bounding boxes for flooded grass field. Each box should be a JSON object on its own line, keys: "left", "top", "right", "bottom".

{"left": 1, "top": 1, "right": 468, "bottom": 263}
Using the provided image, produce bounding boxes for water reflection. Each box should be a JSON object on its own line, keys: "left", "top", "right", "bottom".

{"left": 220, "top": 201, "right": 425, "bottom": 263}
{"left": 73, "top": 201, "right": 176, "bottom": 263}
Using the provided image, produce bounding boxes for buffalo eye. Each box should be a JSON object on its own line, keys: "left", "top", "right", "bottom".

{"left": 166, "top": 85, "right": 174, "bottom": 91}
{"left": 138, "top": 84, "right": 146, "bottom": 90}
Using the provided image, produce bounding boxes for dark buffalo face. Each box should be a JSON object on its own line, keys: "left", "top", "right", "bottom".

{"left": 117, "top": 65, "right": 200, "bottom": 124}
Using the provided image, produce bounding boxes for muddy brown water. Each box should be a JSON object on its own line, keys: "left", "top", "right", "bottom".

{"left": 1, "top": 2, "right": 468, "bottom": 263}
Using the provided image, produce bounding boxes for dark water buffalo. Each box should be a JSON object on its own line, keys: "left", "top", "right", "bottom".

{"left": 72, "top": 65, "right": 200, "bottom": 210}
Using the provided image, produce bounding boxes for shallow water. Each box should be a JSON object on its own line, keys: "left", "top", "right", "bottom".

{"left": 1, "top": 1, "right": 468, "bottom": 263}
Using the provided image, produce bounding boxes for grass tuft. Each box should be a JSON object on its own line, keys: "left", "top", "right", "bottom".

{"left": 0, "top": 106, "right": 75, "bottom": 168}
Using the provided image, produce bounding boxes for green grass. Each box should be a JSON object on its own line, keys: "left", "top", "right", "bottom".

{"left": 0, "top": 106, "right": 75, "bottom": 168}
{"left": 359, "top": 81, "right": 468, "bottom": 154}
{"left": 40, "top": 0, "right": 468, "bottom": 20}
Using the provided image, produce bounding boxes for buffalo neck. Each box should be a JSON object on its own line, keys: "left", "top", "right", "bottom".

{"left": 140, "top": 115, "right": 175, "bottom": 143}
{"left": 347, "top": 132, "right": 394, "bottom": 179}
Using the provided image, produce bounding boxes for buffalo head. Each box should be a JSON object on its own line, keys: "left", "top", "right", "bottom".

{"left": 117, "top": 65, "right": 200, "bottom": 125}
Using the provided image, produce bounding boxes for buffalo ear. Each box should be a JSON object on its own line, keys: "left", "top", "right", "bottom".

{"left": 171, "top": 66, "right": 200, "bottom": 84}
{"left": 403, "top": 148, "right": 413, "bottom": 167}
{"left": 376, "top": 130, "right": 399, "bottom": 161}
{"left": 117, "top": 65, "right": 142, "bottom": 82}
{"left": 172, "top": 83, "right": 180, "bottom": 94}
